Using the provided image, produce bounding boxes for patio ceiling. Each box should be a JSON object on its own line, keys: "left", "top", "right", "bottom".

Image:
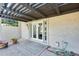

{"left": 0, "top": 3, "right": 79, "bottom": 22}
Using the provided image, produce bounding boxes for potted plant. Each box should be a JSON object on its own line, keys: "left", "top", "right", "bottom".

{"left": 11, "top": 38, "right": 18, "bottom": 44}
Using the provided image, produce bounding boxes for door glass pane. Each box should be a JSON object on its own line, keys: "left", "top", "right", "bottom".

{"left": 38, "top": 23, "right": 42, "bottom": 39}
{"left": 33, "top": 25, "right": 36, "bottom": 38}
{"left": 44, "top": 21, "right": 47, "bottom": 40}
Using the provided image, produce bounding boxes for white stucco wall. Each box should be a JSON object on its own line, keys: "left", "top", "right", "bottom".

{"left": 0, "top": 18, "right": 2, "bottom": 40}
{"left": 48, "top": 11, "right": 79, "bottom": 53}
{"left": 0, "top": 18, "right": 21, "bottom": 41}
{"left": 21, "top": 22, "right": 30, "bottom": 40}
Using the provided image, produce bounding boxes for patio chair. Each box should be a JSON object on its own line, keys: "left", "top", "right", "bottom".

{"left": 54, "top": 41, "right": 69, "bottom": 56}
{"left": 47, "top": 41, "right": 69, "bottom": 56}
{"left": 0, "top": 40, "right": 8, "bottom": 48}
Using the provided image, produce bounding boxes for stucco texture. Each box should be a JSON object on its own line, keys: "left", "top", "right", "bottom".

{"left": 48, "top": 11, "right": 79, "bottom": 53}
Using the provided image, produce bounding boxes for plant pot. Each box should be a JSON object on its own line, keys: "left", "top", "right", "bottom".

{"left": 11, "top": 38, "right": 17, "bottom": 44}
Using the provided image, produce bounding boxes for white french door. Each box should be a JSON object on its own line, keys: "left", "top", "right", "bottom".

{"left": 32, "top": 21, "right": 43, "bottom": 41}
{"left": 31, "top": 20, "right": 48, "bottom": 44}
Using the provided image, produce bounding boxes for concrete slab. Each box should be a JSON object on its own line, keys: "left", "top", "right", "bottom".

{"left": 0, "top": 39, "right": 56, "bottom": 56}
{"left": 40, "top": 49, "right": 57, "bottom": 56}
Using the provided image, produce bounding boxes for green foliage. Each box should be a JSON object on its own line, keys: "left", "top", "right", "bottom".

{"left": 1, "top": 19, "right": 18, "bottom": 27}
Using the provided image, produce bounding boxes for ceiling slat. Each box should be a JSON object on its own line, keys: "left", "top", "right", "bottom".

{"left": 2, "top": 3, "right": 36, "bottom": 20}
{"left": 0, "top": 13, "right": 28, "bottom": 22}
{"left": 16, "top": 5, "right": 23, "bottom": 11}
{"left": 35, "top": 3, "right": 46, "bottom": 9}
{"left": 32, "top": 3, "right": 41, "bottom": 8}
{"left": 22, "top": 3, "right": 47, "bottom": 17}
{"left": 12, "top": 3, "right": 19, "bottom": 9}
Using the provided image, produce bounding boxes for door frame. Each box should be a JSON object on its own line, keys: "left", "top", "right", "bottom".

{"left": 31, "top": 20, "right": 48, "bottom": 45}
{"left": 32, "top": 21, "right": 43, "bottom": 41}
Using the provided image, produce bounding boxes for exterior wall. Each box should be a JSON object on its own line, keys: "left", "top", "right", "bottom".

{"left": 0, "top": 18, "right": 21, "bottom": 41}
{"left": 0, "top": 18, "right": 1, "bottom": 40}
{"left": 21, "top": 11, "right": 79, "bottom": 53}
{"left": 21, "top": 22, "right": 30, "bottom": 40}
{"left": 48, "top": 11, "right": 79, "bottom": 53}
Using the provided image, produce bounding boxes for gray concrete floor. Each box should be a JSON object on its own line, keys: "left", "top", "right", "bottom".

{"left": 0, "top": 40, "right": 56, "bottom": 56}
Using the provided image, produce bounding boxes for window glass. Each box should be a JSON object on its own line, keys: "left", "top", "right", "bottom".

{"left": 38, "top": 23, "right": 42, "bottom": 39}
{"left": 44, "top": 21, "right": 47, "bottom": 40}
{"left": 33, "top": 25, "right": 36, "bottom": 38}
{"left": 1, "top": 18, "right": 18, "bottom": 27}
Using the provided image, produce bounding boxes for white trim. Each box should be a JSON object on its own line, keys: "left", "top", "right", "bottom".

{"left": 46, "top": 18, "right": 49, "bottom": 45}
{"left": 30, "top": 20, "right": 48, "bottom": 45}
{"left": 31, "top": 21, "right": 43, "bottom": 41}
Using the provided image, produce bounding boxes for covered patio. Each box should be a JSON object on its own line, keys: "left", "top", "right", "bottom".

{"left": 0, "top": 3, "right": 79, "bottom": 56}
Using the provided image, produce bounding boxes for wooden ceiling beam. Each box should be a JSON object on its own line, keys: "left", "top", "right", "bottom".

{"left": 22, "top": 3, "right": 47, "bottom": 18}
{"left": 0, "top": 13, "right": 28, "bottom": 22}
{"left": 2, "top": 3, "right": 36, "bottom": 20}
{"left": 58, "top": 3, "right": 68, "bottom": 7}
{"left": 50, "top": 4, "right": 60, "bottom": 15}
{"left": 54, "top": 4, "right": 60, "bottom": 15}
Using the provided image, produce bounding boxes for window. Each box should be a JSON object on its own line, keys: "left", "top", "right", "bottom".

{"left": 1, "top": 18, "right": 18, "bottom": 27}
{"left": 44, "top": 21, "right": 47, "bottom": 40}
